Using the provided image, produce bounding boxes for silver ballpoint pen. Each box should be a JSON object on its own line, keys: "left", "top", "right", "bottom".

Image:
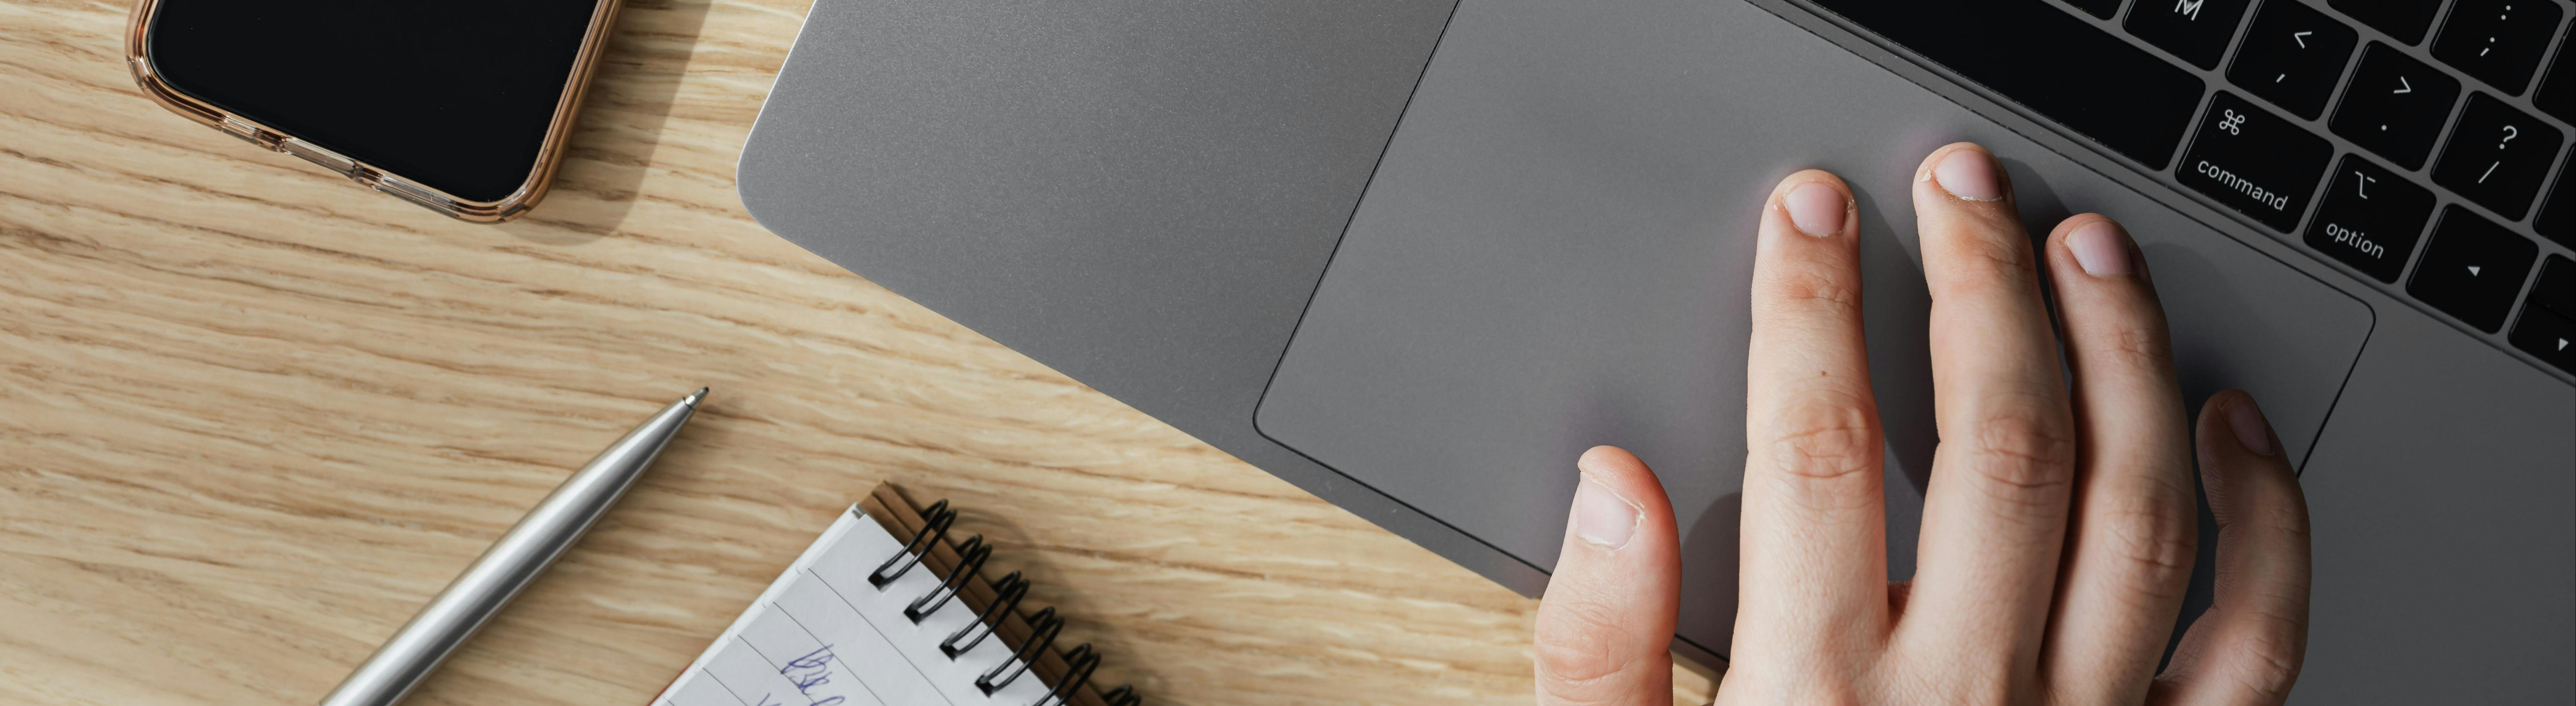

{"left": 319, "top": 388, "right": 708, "bottom": 706}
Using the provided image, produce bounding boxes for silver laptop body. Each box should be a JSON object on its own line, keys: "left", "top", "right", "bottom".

{"left": 737, "top": 0, "right": 2576, "bottom": 700}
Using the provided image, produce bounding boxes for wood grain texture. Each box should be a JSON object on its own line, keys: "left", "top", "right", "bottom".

{"left": 0, "top": 0, "right": 1720, "bottom": 704}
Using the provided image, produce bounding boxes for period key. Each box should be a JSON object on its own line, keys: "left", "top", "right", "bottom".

{"left": 2305, "top": 156, "right": 2435, "bottom": 282}
{"left": 2179, "top": 92, "right": 2332, "bottom": 232}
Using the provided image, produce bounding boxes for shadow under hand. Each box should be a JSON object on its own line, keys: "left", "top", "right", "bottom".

{"left": 495, "top": 0, "right": 719, "bottom": 244}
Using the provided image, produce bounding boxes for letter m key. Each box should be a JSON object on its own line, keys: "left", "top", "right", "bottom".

{"left": 2174, "top": 0, "right": 2203, "bottom": 19}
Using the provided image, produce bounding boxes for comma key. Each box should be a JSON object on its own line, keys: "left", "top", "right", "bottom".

{"left": 2179, "top": 92, "right": 2333, "bottom": 233}
{"left": 2305, "top": 156, "right": 2435, "bottom": 282}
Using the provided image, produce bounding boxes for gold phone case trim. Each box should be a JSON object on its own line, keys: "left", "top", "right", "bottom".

{"left": 123, "top": 0, "right": 623, "bottom": 223}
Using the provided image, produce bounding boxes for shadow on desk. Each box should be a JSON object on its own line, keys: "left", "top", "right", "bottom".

{"left": 497, "top": 0, "right": 723, "bottom": 244}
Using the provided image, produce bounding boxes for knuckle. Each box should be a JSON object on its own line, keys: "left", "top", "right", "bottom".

{"left": 2225, "top": 618, "right": 2307, "bottom": 704}
{"left": 2257, "top": 491, "right": 2312, "bottom": 538}
{"left": 2088, "top": 322, "right": 2174, "bottom": 372}
{"left": 1759, "top": 265, "right": 1862, "bottom": 318}
{"left": 1762, "top": 391, "right": 1883, "bottom": 485}
{"left": 1535, "top": 677, "right": 1633, "bottom": 706}
{"left": 1932, "top": 228, "right": 2037, "bottom": 286}
{"left": 2090, "top": 474, "right": 2200, "bottom": 587}
{"left": 1531, "top": 600, "right": 1646, "bottom": 697}
{"left": 1953, "top": 405, "right": 2076, "bottom": 505}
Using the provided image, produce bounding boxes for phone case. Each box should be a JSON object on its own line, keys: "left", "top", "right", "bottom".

{"left": 122, "top": 0, "right": 623, "bottom": 223}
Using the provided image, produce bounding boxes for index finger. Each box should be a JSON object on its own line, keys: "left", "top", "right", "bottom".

{"left": 1737, "top": 169, "right": 1891, "bottom": 658}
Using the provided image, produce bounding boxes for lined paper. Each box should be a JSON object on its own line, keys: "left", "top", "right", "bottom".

{"left": 654, "top": 508, "right": 1059, "bottom": 706}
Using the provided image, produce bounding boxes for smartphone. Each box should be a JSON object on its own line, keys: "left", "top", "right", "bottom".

{"left": 124, "top": 0, "right": 621, "bottom": 222}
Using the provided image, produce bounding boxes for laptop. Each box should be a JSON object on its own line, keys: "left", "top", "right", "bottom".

{"left": 735, "top": 0, "right": 2576, "bottom": 700}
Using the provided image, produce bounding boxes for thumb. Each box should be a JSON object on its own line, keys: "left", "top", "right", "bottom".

{"left": 2153, "top": 391, "right": 2311, "bottom": 706}
{"left": 1534, "top": 445, "right": 1683, "bottom": 706}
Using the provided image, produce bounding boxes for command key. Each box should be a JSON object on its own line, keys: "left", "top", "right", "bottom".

{"left": 2179, "top": 92, "right": 2333, "bottom": 232}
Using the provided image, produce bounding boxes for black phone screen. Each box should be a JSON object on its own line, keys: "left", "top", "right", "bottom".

{"left": 146, "top": 1, "right": 605, "bottom": 203}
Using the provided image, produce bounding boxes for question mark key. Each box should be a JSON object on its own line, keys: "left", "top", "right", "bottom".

{"left": 2434, "top": 93, "right": 2563, "bottom": 217}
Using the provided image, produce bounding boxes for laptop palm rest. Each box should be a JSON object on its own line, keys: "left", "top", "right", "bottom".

{"left": 1251, "top": 0, "right": 2372, "bottom": 657}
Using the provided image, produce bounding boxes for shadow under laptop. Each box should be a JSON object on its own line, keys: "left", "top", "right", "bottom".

{"left": 495, "top": 0, "right": 720, "bottom": 244}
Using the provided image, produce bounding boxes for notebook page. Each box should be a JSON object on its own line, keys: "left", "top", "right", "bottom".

{"left": 654, "top": 507, "right": 1059, "bottom": 706}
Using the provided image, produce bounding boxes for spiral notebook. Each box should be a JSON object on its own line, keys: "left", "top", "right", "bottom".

{"left": 650, "top": 483, "right": 1139, "bottom": 706}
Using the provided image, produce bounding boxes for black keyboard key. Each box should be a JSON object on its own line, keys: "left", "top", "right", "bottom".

{"left": 2228, "top": 0, "right": 2360, "bottom": 119}
{"left": 1812, "top": 0, "right": 2206, "bottom": 168}
{"left": 2065, "top": 0, "right": 2121, "bottom": 20}
{"left": 2179, "top": 93, "right": 2332, "bottom": 232}
{"left": 2305, "top": 155, "right": 2436, "bottom": 281}
{"left": 2535, "top": 150, "right": 2576, "bottom": 248}
{"left": 2509, "top": 303, "right": 2576, "bottom": 373}
{"left": 2431, "top": 0, "right": 2563, "bottom": 95}
{"left": 2409, "top": 205, "right": 2541, "bottom": 331}
{"left": 2330, "top": 43, "right": 2463, "bottom": 169}
{"left": 2431, "top": 93, "right": 2565, "bottom": 218}
{"left": 2127, "top": 0, "right": 2256, "bottom": 68}
{"left": 2532, "top": 254, "right": 2576, "bottom": 316}
{"left": 2537, "top": 27, "right": 2576, "bottom": 123}
{"left": 2330, "top": 0, "right": 2443, "bottom": 45}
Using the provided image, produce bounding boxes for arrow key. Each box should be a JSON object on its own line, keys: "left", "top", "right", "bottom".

{"left": 2513, "top": 255, "right": 2576, "bottom": 373}
{"left": 2409, "top": 206, "right": 2539, "bottom": 332}
{"left": 2531, "top": 255, "right": 2576, "bottom": 317}
{"left": 2508, "top": 303, "right": 2576, "bottom": 374}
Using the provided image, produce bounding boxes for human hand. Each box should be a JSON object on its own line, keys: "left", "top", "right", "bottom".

{"left": 1530, "top": 143, "right": 2312, "bottom": 706}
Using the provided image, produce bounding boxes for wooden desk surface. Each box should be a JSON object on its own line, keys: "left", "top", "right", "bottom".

{"left": 0, "top": 1, "right": 1720, "bottom": 704}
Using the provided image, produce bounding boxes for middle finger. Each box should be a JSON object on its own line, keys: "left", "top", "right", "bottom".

{"left": 1891, "top": 144, "right": 2079, "bottom": 681}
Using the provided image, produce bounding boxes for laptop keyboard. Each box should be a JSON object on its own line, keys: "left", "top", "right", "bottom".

{"left": 1810, "top": 0, "right": 2576, "bottom": 376}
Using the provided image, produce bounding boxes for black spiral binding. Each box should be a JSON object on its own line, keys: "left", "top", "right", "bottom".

{"left": 976, "top": 606, "right": 1061, "bottom": 694}
{"left": 870, "top": 499, "right": 954, "bottom": 587}
{"left": 883, "top": 498, "right": 1141, "bottom": 705}
{"left": 1032, "top": 643, "right": 1101, "bottom": 706}
{"left": 907, "top": 535, "right": 990, "bottom": 622}
{"left": 942, "top": 571, "right": 1029, "bottom": 658}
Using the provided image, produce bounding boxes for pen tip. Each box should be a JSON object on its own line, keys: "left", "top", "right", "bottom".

{"left": 684, "top": 387, "right": 709, "bottom": 407}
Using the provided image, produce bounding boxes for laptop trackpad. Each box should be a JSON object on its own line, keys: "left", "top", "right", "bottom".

{"left": 1251, "top": 0, "right": 2373, "bottom": 658}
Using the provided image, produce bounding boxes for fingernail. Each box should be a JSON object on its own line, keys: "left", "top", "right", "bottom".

{"left": 1784, "top": 181, "right": 1847, "bottom": 237}
{"left": 2229, "top": 395, "right": 2277, "bottom": 457}
{"left": 2066, "top": 220, "right": 2134, "bottom": 275}
{"left": 1932, "top": 148, "right": 2004, "bottom": 202}
{"left": 1573, "top": 474, "right": 1641, "bottom": 550}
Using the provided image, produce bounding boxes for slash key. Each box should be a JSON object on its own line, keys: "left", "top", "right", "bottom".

{"left": 2433, "top": 93, "right": 2564, "bottom": 219}
{"left": 2179, "top": 92, "right": 2332, "bottom": 232}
